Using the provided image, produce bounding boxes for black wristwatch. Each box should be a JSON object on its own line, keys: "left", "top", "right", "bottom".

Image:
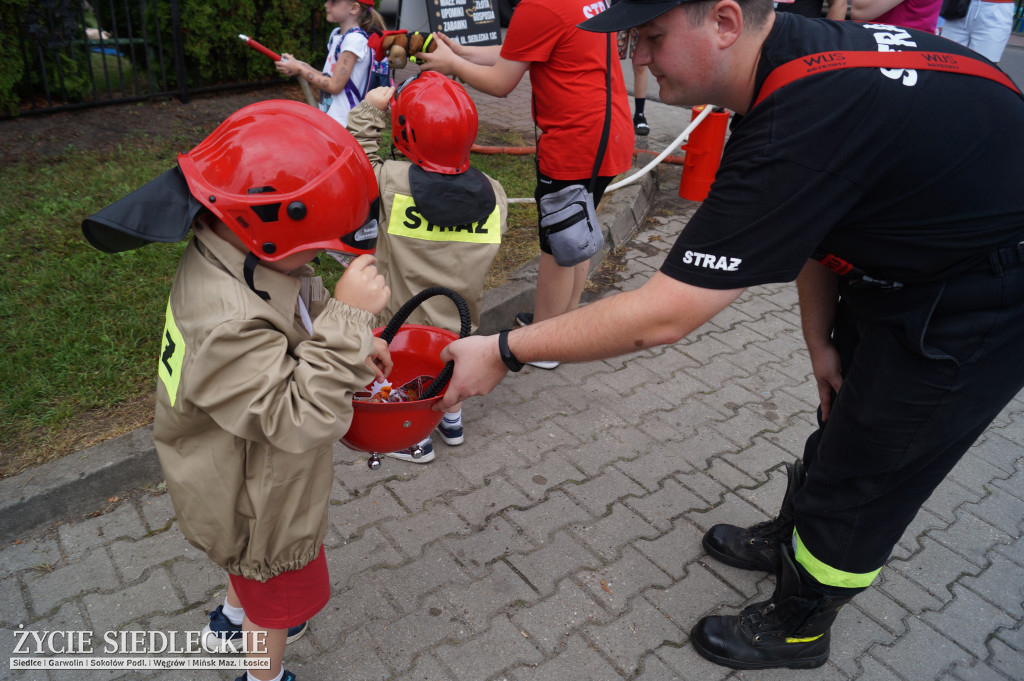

{"left": 498, "top": 329, "right": 524, "bottom": 372}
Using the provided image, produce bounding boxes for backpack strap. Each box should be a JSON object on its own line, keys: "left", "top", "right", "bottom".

{"left": 342, "top": 26, "right": 369, "bottom": 40}
{"left": 339, "top": 26, "right": 377, "bottom": 105}
{"left": 335, "top": 26, "right": 369, "bottom": 61}
{"left": 589, "top": 31, "right": 613, "bottom": 194}
{"left": 754, "top": 50, "right": 1022, "bottom": 108}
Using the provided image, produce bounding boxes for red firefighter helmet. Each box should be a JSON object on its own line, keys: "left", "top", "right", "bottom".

{"left": 177, "top": 100, "right": 379, "bottom": 260}
{"left": 391, "top": 72, "right": 478, "bottom": 175}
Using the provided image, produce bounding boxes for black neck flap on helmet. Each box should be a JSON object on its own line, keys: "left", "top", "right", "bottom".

{"left": 81, "top": 167, "right": 201, "bottom": 253}
{"left": 407, "top": 166, "right": 497, "bottom": 227}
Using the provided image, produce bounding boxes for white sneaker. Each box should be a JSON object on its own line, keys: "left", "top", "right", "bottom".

{"left": 382, "top": 437, "right": 435, "bottom": 463}
{"left": 516, "top": 313, "right": 559, "bottom": 368}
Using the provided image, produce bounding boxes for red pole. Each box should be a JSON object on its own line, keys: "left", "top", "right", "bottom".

{"left": 238, "top": 34, "right": 281, "bottom": 62}
{"left": 678, "top": 106, "right": 730, "bottom": 202}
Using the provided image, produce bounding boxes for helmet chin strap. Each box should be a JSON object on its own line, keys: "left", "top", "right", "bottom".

{"left": 243, "top": 252, "right": 271, "bottom": 301}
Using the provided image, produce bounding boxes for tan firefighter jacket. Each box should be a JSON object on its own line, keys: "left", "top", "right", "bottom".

{"left": 154, "top": 223, "right": 376, "bottom": 581}
{"left": 347, "top": 100, "right": 508, "bottom": 334}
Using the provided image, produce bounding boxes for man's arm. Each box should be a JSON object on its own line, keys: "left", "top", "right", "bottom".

{"left": 433, "top": 33, "right": 502, "bottom": 66}
{"left": 796, "top": 259, "right": 843, "bottom": 421}
{"left": 437, "top": 272, "right": 744, "bottom": 409}
{"left": 417, "top": 33, "right": 528, "bottom": 97}
{"left": 849, "top": 0, "right": 903, "bottom": 21}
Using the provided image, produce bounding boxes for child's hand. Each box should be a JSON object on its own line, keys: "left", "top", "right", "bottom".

{"left": 275, "top": 54, "right": 301, "bottom": 77}
{"left": 366, "top": 86, "right": 395, "bottom": 111}
{"left": 334, "top": 254, "right": 390, "bottom": 315}
{"left": 366, "top": 337, "right": 393, "bottom": 382}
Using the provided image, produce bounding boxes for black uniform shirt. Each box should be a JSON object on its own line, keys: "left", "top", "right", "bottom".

{"left": 660, "top": 14, "right": 1024, "bottom": 290}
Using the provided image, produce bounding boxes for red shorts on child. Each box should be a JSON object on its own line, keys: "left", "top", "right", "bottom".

{"left": 228, "top": 546, "right": 330, "bottom": 629}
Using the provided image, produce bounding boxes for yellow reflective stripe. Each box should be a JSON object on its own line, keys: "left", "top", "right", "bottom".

{"left": 785, "top": 634, "right": 824, "bottom": 643}
{"left": 388, "top": 194, "right": 501, "bottom": 244}
{"left": 158, "top": 299, "right": 185, "bottom": 407}
{"left": 793, "top": 530, "right": 881, "bottom": 589}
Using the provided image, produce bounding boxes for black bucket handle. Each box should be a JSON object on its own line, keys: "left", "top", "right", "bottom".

{"left": 378, "top": 286, "right": 470, "bottom": 400}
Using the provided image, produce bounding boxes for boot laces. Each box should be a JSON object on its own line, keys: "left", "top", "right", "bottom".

{"left": 738, "top": 598, "right": 776, "bottom": 629}
{"left": 746, "top": 515, "right": 792, "bottom": 544}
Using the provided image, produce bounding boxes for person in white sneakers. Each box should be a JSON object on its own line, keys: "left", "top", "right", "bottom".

{"left": 940, "top": 0, "right": 1015, "bottom": 63}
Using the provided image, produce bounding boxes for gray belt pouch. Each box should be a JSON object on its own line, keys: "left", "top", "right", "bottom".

{"left": 539, "top": 184, "right": 604, "bottom": 267}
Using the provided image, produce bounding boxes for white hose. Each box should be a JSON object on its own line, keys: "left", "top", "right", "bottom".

{"left": 506, "top": 105, "right": 715, "bottom": 204}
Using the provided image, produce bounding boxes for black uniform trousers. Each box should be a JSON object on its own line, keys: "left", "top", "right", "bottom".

{"left": 793, "top": 243, "right": 1024, "bottom": 581}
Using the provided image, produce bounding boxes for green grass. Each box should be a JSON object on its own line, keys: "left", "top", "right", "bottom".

{"left": 88, "top": 52, "right": 138, "bottom": 96}
{"left": 0, "top": 136, "right": 191, "bottom": 476}
{"left": 465, "top": 130, "right": 539, "bottom": 289}
{"left": 0, "top": 121, "right": 536, "bottom": 479}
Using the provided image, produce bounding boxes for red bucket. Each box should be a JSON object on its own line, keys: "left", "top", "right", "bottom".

{"left": 340, "top": 324, "right": 458, "bottom": 454}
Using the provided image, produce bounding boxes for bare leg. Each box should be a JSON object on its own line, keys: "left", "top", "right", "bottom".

{"left": 533, "top": 253, "right": 582, "bottom": 323}
{"left": 226, "top": 580, "right": 242, "bottom": 609}
{"left": 568, "top": 260, "right": 590, "bottom": 314}
{"left": 632, "top": 60, "right": 648, "bottom": 100}
{"left": 243, "top": 619, "right": 287, "bottom": 681}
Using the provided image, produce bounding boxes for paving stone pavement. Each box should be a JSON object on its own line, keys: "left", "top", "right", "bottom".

{"left": 2, "top": 61, "right": 1024, "bottom": 681}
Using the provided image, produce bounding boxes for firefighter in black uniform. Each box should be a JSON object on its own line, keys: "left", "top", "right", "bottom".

{"left": 435, "top": 0, "right": 1024, "bottom": 670}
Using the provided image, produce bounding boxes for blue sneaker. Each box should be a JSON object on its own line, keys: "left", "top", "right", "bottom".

{"left": 236, "top": 672, "right": 296, "bottom": 681}
{"left": 202, "top": 605, "right": 308, "bottom": 653}
{"left": 515, "top": 312, "right": 533, "bottom": 327}
{"left": 383, "top": 437, "right": 435, "bottom": 463}
{"left": 435, "top": 419, "right": 464, "bottom": 446}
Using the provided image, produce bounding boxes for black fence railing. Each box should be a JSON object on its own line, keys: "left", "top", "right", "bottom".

{"left": 5, "top": 0, "right": 329, "bottom": 118}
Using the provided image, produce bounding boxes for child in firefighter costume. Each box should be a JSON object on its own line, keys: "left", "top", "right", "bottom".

{"left": 347, "top": 72, "right": 509, "bottom": 463}
{"left": 83, "top": 101, "right": 392, "bottom": 681}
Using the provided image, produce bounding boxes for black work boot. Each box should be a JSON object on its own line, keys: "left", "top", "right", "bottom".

{"left": 702, "top": 460, "right": 805, "bottom": 572}
{"left": 690, "top": 543, "right": 854, "bottom": 670}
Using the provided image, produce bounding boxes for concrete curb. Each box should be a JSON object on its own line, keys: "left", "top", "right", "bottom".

{"left": 0, "top": 167, "right": 657, "bottom": 545}
{"left": 0, "top": 426, "right": 161, "bottom": 544}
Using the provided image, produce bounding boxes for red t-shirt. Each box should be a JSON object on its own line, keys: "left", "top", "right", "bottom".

{"left": 500, "top": 0, "right": 633, "bottom": 180}
{"left": 873, "top": 0, "right": 942, "bottom": 33}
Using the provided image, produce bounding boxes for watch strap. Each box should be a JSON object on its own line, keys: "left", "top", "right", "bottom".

{"left": 498, "top": 329, "right": 524, "bottom": 372}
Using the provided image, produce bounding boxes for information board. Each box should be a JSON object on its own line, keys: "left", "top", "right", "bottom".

{"left": 425, "top": 0, "right": 502, "bottom": 47}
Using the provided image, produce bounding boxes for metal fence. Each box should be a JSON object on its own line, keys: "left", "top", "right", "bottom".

{"left": 8, "top": 0, "right": 325, "bottom": 118}
{"left": 8, "top": 0, "right": 1023, "bottom": 119}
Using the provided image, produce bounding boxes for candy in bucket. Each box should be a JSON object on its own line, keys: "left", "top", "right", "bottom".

{"left": 339, "top": 287, "right": 470, "bottom": 469}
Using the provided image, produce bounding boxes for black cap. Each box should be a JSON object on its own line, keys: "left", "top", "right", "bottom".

{"left": 82, "top": 166, "right": 201, "bottom": 253}
{"left": 578, "top": 0, "right": 686, "bottom": 33}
